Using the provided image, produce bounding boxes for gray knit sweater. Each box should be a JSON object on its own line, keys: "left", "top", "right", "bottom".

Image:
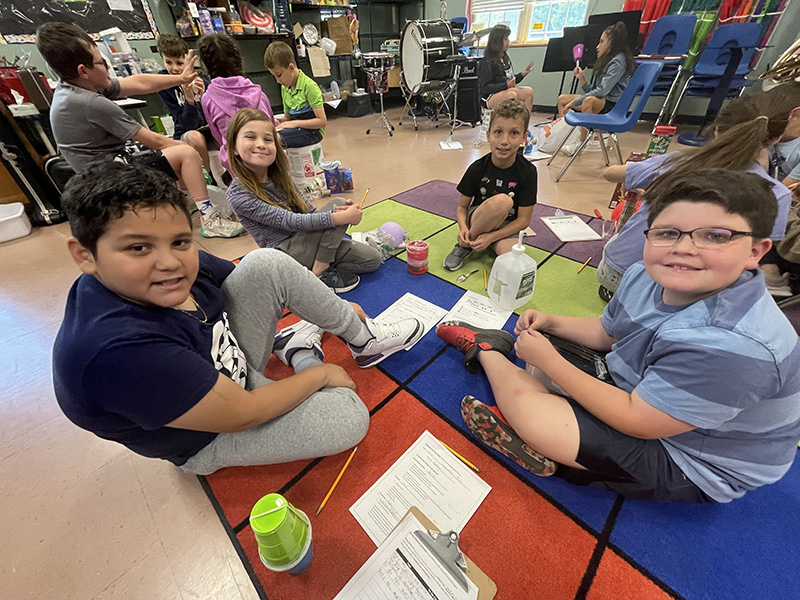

{"left": 226, "top": 178, "right": 335, "bottom": 248}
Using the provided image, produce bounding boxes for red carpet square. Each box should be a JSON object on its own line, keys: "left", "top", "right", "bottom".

{"left": 587, "top": 548, "right": 677, "bottom": 600}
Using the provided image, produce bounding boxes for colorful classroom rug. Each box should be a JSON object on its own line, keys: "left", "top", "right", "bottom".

{"left": 201, "top": 185, "right": 800, "bottom": 600}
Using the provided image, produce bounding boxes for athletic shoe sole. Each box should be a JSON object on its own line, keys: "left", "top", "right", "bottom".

{"left": 461, "top": 395, "right": 556, "bottom": 476}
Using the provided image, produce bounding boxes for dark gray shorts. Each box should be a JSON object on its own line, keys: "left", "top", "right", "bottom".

{"left": 558, "top": 396, "right": 715, "bottom": 503}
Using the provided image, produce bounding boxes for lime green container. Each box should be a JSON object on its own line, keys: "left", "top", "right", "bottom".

{"left": 249, "top": 493, "right": 310, "bottom": 568}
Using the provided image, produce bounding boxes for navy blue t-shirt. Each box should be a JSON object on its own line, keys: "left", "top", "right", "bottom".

{"left": 53, "top": 251, "right": 246, "bottom": 465}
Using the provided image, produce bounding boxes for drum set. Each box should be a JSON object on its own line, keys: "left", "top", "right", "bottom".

{"left": 357, "top": 19, "right": 484, "bottom": 137}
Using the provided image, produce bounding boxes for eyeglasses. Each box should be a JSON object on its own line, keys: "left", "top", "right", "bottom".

{"left": 91, "top": 58, "right": 109, "bottom": 69}
{"left": 643, "top": 227, "right": 755, "bottom": 249}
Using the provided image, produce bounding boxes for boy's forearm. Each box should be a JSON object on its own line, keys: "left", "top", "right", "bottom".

{"left": 118, "top": 73, "right": 186, "bottom": 97}
{"left": 285, "top": 118, "right": 326, "bottom": 130}
{"left": 540, "top": 315, "right": 616, "bottom": 351}
{"left": 455, "top": 204, "right": 469, "bottom": 230}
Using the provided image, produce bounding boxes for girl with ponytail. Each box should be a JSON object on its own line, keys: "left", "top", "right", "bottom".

{"left": 596, "top": 86, "right": 800, "bottom": 299}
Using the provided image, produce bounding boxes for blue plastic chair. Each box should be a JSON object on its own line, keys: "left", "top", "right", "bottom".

{"left": 640, "top": 14, "right": 697, "bottom": 57}
{"left": 546, "top": 61, "right": 664, "bottom": 182}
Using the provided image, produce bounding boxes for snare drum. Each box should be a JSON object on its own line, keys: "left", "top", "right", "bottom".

{"left": 400, "top": 20, "right": 457, "bottom": 92}
{"left": 360, "top": 52, "right": 397, "bottom": 72}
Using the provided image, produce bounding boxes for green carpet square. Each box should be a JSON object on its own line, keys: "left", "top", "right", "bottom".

{"left": 349, "top": 199, "right": 453, "bottom": 242}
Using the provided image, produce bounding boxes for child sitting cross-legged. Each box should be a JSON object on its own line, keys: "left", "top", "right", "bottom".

{"left": 443, "top": 98, "right": 538, "bottom": 271}
{"left": 226, "top": 108, "right": 381, "bottom": 293}
{"left": 437, "top": 169, "right": 800, "bottom": 503}
{"left": 263, "top": 41, "right": 327, "bottom": 148}
{"left": 52, "top": 162, "right": 423, "bottom": 475}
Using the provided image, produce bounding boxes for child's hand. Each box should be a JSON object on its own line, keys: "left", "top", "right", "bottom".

{"left": 469, "top": 234, "right": 493, "bottom": 252}
{"left": 322, "top": 364, "right": 356, "bottom": 390}
{"left": 507, "top": 77, "right": 517, "bottom": 89}
{"left": 523, "top": 61, "right": 534, "bottom": 77}
{"left": 332, "top": 205, "right": 363, "bottom": 226}
{"left": 180, "top": 50, "right": 200, "bottom": 85}
{"left": 514, "top": 328, "right": 559, "bottom": 369}
{"left": 457, "top": 227, "right": 471, "bottom": 247}
{"left": 515, "top": 309, "right": 549, "bottom": 334}
{"left": 349, "top": 302, "right": 368, "bottom": 322}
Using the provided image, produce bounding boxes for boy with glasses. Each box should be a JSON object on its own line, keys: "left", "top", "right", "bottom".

{"left": 36, "top": 22, "right": 243, "bottom": 238}
{"left": 436, "top": 169, "right": 800, "bottom": 502}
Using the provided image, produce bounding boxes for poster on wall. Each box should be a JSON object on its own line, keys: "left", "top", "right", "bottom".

{"left": 0, "top": 0, "right": 157, "bottom": 43}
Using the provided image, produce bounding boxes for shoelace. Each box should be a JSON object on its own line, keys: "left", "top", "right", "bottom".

{"left": 368, "top": 320, "right": 401, "bottom": 340}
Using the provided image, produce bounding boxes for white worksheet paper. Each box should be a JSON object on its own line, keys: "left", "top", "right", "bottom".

{"left": 350, "top": 430, "right": 491, "bottom": 546}
{"left": 540, "top": 214, "right": 601, "bottom": 242}
{"left": 373, "top": 293, "right": 448, "bottom": 351}
{"left": 443, "top": 290, "right": 512, "bottom": 331}
{"left": 333, "top": 512, "right": 479, "bottom": 600}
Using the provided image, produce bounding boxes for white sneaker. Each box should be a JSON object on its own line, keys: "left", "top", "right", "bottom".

{"left": 272, "top": 320, "right": 325, "bottom": 366}
{"left": 348, "top": 317, "right": 424, "bottom": 368}
{"left": 561, "top": 140, "right": 582, "bottom": 156}
{"left": 200, "top": 212, "right": 245, "bottom": 238}
{"left": 585, "top": 136, "right": 603, "bottom": 152}
{"left": 765, "top": 273, "right": 792, "bottom": 298}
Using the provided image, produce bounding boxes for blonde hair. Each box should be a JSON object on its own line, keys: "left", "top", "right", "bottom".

{"left": 226, "top": 108, "right": 308, "bottom": 213}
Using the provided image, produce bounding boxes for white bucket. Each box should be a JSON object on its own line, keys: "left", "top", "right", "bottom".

{"left": 0, "top": 202, "right": 32, "bottom": 243}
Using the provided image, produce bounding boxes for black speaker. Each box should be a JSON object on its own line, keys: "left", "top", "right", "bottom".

{"left": 456, "top": 76, "right": 481, "bottom": 125}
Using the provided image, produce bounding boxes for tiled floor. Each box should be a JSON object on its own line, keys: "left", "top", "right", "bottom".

{"left": 0, "top": 105, "right": 671, "bottom": 599}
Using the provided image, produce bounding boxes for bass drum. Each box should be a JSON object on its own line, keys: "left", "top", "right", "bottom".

{"left": 400, "top": 20, "right": 457, "bottom": 93}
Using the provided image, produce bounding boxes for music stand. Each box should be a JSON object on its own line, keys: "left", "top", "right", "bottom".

{"left": 588, "top": 10, "right": 643, "bottom": 54}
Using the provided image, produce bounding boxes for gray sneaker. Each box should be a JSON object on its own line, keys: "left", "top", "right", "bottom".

{"left": 200, "top": 212, "right": 245, "bottom": 238}
{"left": 443, "top": 244, "right": 473, "bottom": 271}
{"left": 319, "top": 267, "right": 360, "bottom": 293}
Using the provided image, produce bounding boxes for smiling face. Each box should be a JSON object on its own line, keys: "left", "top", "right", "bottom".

{"left": 233, "top": 119, "right": 278, "bottom": 180}
{"left": 596, "top": 32, "right": 611, "bottom": 58}
{"left": 487, "top": 116, "right": 526, "bottom": 168}
{"left": 162, "top": 53, "right": 187, "bottom": 76}
{"left": 643, "top": 201, "right": 771, "bottom": 305}
{"left": 69, "top": 206, "right": 199, "bottom": 310}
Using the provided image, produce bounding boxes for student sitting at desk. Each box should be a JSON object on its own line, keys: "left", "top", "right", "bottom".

{"left": 35, "top": 22, "right": 243, "bottom": 239}
{"left": 438, "top": 169, "right": 800, "bottom": 503}
{"left": 52, "top": 161, "right": 424, "bottom": 475}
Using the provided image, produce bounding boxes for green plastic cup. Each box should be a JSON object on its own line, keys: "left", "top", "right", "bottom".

{"left": 249, "top": 494, "right": 311, "bottom": 570}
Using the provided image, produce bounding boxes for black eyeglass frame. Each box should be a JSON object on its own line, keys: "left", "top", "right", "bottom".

{"left": 643, "top": 227, "right": 756, "bottom": 248}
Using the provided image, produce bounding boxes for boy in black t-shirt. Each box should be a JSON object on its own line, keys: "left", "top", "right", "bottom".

{"left": 444, "top": 98, "right": 538, "bottom": 271}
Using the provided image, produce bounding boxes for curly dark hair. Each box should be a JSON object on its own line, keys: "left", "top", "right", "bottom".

{"left": 36, "top": 22, "right": 96, "bottom": 82}
{"left": 198, "top": 33, "right": 244, "bottom": 79}
{"left": 646, "top": 169, "right": 777, "bottom": 240}
{"left": 489, "top": 98, "right": 530, "bottom": 130}
{"left": 593, "top": 22, "right": 636, "bottom": 79}
{"left": 62, "top": 162, "right": 191, "bottom": 255}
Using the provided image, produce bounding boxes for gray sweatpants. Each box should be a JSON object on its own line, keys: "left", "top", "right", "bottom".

{"left": 181, "top": 249, "right": 370, "bottom": 475}
{"left": 277, "top": 199, "right": 382, "bottom": 274}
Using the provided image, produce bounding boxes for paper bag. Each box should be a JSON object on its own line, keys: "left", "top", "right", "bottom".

{"left": 325, "top": 15, "right": 353, "bottom": 55}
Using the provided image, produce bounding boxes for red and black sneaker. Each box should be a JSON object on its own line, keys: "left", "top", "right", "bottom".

{"left": 461, "top": 395, "right": 557, "bottom": 476}
{"left": 436, "top": 320, "right": 515, "bottom": 373}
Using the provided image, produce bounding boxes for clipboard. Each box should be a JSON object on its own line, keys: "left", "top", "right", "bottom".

{"left": 401, "top": 506, "right": 497, "bottom": 600}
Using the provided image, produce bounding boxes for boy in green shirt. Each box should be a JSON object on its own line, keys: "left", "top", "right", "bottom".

{"left": 264, "top": 42, "right": 326, "bottom": 148}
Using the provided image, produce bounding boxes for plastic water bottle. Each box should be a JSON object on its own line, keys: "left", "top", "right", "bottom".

{"left": 330, "top": 80, "right": 340, "bottom": 99}
{"left": 487, "top": 231, "right": 537, "bottom": 310}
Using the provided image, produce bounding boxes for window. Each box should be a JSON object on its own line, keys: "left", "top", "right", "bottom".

{"left": 469, "top": 0, "right": 589, "bottom": 45}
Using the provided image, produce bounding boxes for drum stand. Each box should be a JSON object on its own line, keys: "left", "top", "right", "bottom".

{"left": 364, "top": 69, "right": 394, "bottom": 137}
{"left": 398, "top": 82, "right": 452, "bottom": 130}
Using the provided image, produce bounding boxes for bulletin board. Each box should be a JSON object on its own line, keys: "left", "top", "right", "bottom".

{"left": 0, "top": 0, "right": 159, "bottom": 44}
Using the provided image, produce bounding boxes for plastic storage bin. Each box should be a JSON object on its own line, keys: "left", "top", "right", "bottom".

{"left": 0, "top": 202, "right": 32, "bottom": 243}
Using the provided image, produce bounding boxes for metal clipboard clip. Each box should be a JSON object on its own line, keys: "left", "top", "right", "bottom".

{"left": 413, "top": 529, "right": 469, "bottom": 592}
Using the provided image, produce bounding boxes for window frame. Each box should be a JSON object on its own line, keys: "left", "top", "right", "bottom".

{"left": 467, "top": 0, "right": 590, "bottom": 47}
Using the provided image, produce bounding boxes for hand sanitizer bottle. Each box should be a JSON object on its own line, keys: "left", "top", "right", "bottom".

{"left": 487, "top": 231, "right": 537, "bottom": 310}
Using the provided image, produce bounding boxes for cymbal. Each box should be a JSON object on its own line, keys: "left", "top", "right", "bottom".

{"left": 457, "top": 28, "right": 492, "bottom": 47}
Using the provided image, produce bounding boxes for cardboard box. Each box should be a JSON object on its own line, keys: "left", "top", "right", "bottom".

{"left": 324, "top": 15, "right": 353, "bottom": 55}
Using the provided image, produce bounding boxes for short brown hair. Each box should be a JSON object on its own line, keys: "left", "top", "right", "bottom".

{"left": 157, "top": 34, "right": 188, "bottom": 59}
{"left": 198, "top": 33, "right": 243, "bottom": 79}
{"left": 36, "top": 22, "right": 95, "bottom": 81}
{"left": 489, "top": 98, "right": 530, "bottom": 130}
{"left": 264, "top": 42, "right": 295, "bottom": 70}
{"left": 646, "top": 169, "right": 777, "bottom": 240}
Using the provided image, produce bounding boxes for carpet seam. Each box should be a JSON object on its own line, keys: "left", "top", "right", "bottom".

{"left": 197, "top": 475, "right": 270, "bottom": 600}
{"left": 573, "top": 495, "right": 625, "bottom": 600}
{"left": 605, "top": 540, "right": 687, "bottom": 600}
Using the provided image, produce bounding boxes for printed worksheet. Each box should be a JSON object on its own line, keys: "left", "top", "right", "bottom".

{"left": 333, "top": 511, "right": 479, "bottom": 600}
{"left": 540, "top": 214, "right": 601, "bottom": 242}
{"left": 350, "top": 430, "right": 491, "bottom": 546}
{"left": 373, "top": 293, "right": 448, "bottom": 351}
{"left": 442, "top": 291, "right": 512, "bottom": 331}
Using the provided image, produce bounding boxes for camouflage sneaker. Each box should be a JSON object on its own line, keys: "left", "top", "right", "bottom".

{"left": 461, "top": 395, "right": 557, "bottom": 476}
{"left": 435, "top": 320, "right": 514, "bottom": 373}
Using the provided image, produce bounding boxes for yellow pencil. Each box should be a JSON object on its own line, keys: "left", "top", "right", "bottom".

{"left": 358, "top": 188, "right": 370, "bottom": 210}
{"left": 440, "top": 441, "right": 480, "bottom": 473}
{"left": 316, "top": 446, "right": 358, "bottom": 516}
{"left": 483, "top": 268, "right": 488, "bottom": 290}
{"left": 577, "top": 257, "right": 592, "bottom": 273}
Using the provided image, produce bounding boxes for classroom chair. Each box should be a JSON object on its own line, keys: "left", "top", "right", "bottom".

{"left": 546, "top": 61, "right": 663, "bottom": 182}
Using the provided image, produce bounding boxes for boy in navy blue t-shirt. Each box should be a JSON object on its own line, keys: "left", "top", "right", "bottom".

{"left": 52, "top": 162, "right": 423, "bottom": 474}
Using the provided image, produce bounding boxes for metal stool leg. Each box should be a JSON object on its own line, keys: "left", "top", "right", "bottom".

{"left": 555, "top": 135, "right": 591, "bottom": 182}
{"left": 597, "top": 131, "right": 610, "bottom": 166}
{"left": 546, "top": 126, "right": 578, "bottom": 166}
{"left": 610, "top": 133, "right": 623, "bottom": 164}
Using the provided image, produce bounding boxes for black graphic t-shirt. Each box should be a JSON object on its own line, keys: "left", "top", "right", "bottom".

{"left": 457, "top": 152, "right": 538, "bottom": 221}
{"left": 53, "top": 251, "right": 246, "bottom": 465}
